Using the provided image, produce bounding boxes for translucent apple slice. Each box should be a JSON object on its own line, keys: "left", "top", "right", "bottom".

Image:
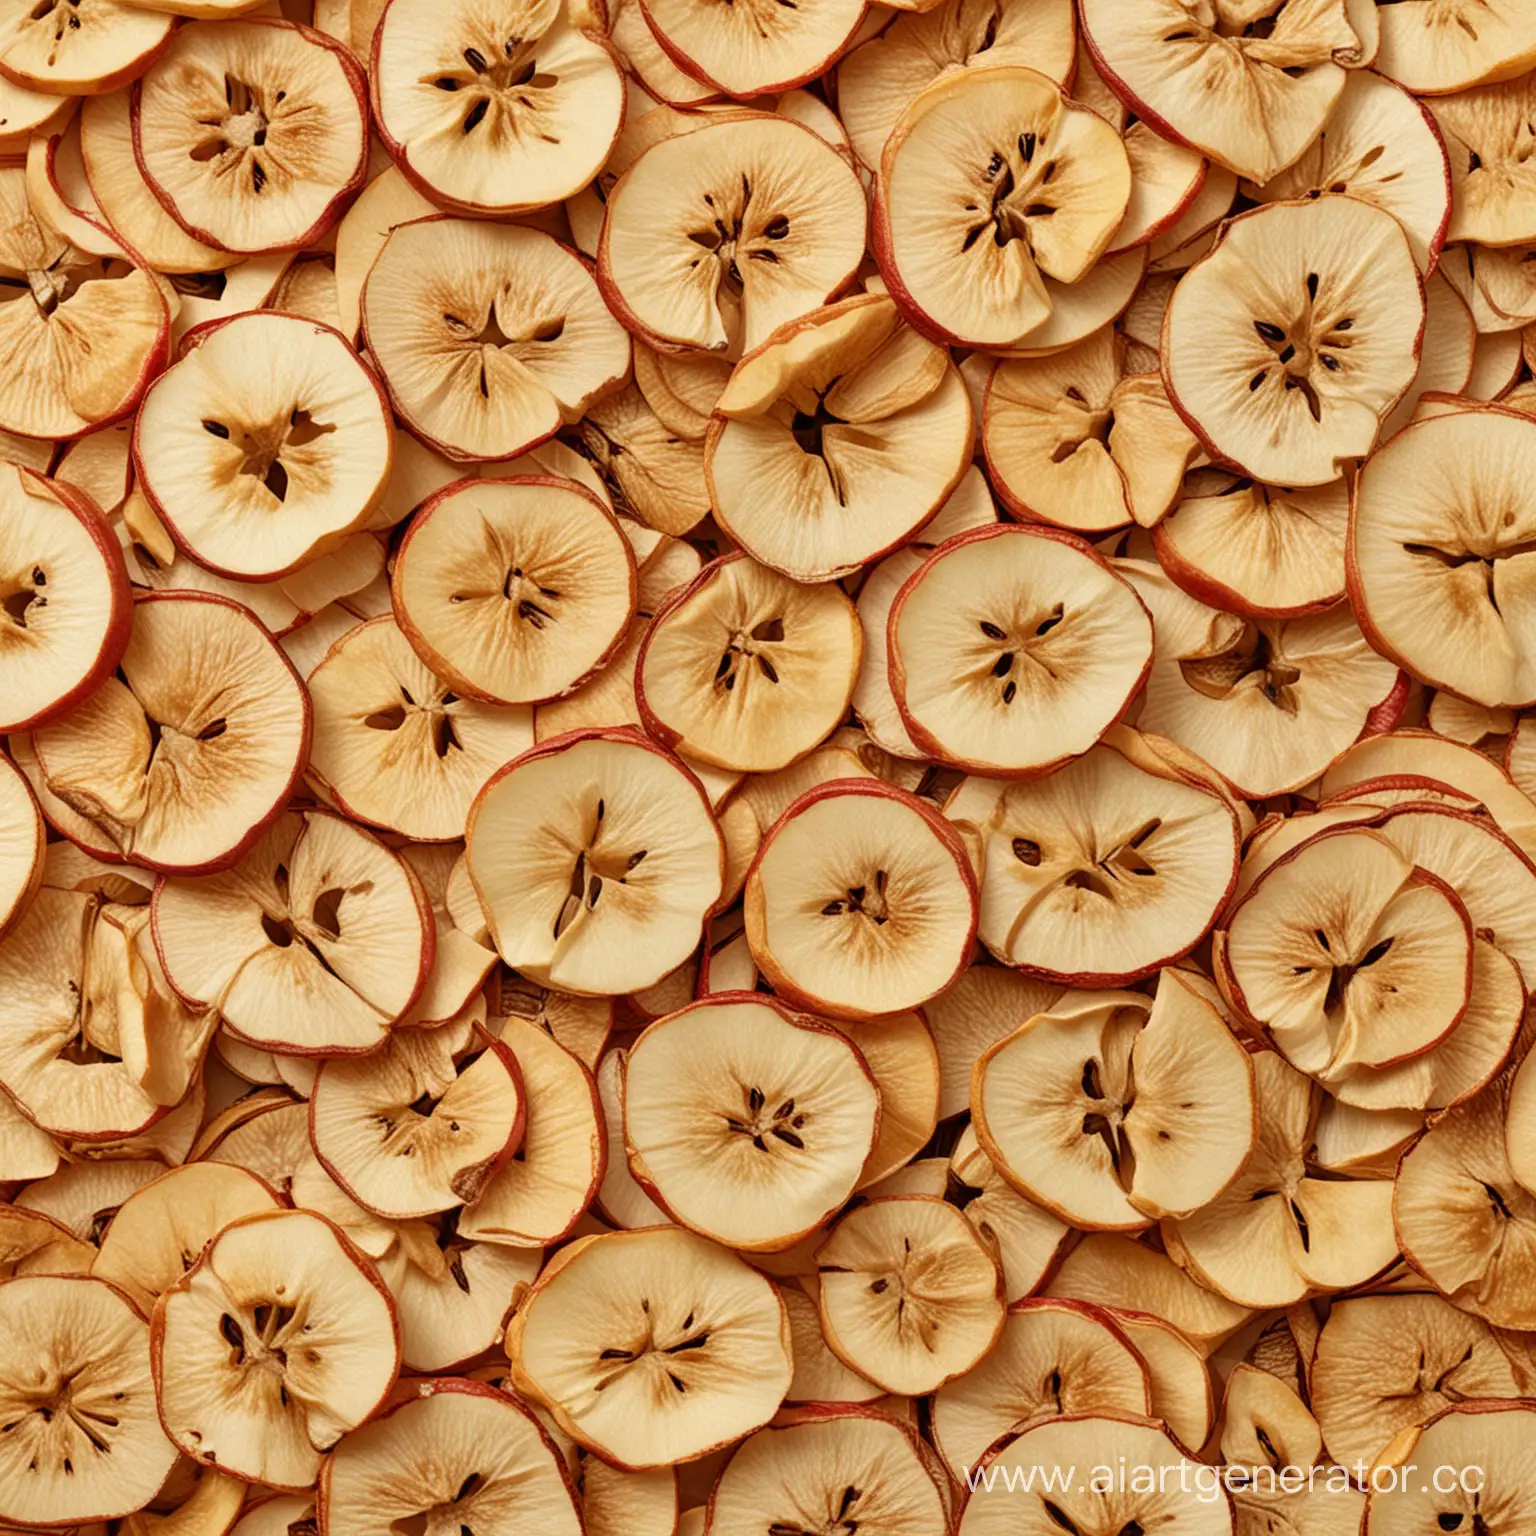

{"left": 1375, "top": 0, "right": 1536, "bottom": 94}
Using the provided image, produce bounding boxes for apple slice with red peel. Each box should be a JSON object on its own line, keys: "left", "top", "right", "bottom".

{"left": 466, "top": 728, "right": 723, "bottom": 996}
{"left": 609, "top": 0, "right": 719, "bottom": 106}
{"left": 152, "top": 809, "right": 432, "bottom": 1056}
{"left": 636, "top": 552, "right": 861, "bottom": 772}
{"left": 576, "top": 382, "right": 713, "bottom": 537}
{"left": 0, "top": 1204, "right": 94, "bottom": 1278}
{"left": 1163, "top": 197, "right": 1424, "bottom": 486}
{"left": 599, "top": 113, "right": 867, "bottom": 356}
{"left": 318, "top": 1378, "right": 583, "bottom": 1535}
{"left": 744, "top": 779, "right": 976, "bottom": 1020}
{"left": 133, "top": 312, "right": 393, "bottom": 582}
{"left": 928, "top": 965, "right": 1063, "bottom": 1121}
{"left": 623, "top": 993, "right": 880, "bottom": 1251}
{"left": 1375, "top": 1, "right": 1536, "bottom": 94}
{"left": 362, "top": 218, "right": 630, "bottom": 463}
{"left": 505, "top": 1225, "right": 794, "bottom": 1470}
{"left": 371, "top": 0, "right": 624, "bottom": 216}
{"left": 0, "top": 0, "right": 172, "bottom": 95}
{"left": 889, "top": 524, "right": 1153, "bottom": 777}
{"left": 0, "top": 1275, "right": 178, "bottom": 1529}
{"left": 1148, "top": 162, "right": 1239, "bottom": 274}
{"left": 634, "top": 342, "right": 733, "bottom": 440}
{"left": 1112, "top": 1308, "right": 1215, "bottom": 1455}
{"left": 876, "top": 66, "right": 1132, "bottom": 348}
{"left": 152, "top": 1208, "right": 400, "bottom": 1491}
{"left": 1108, "top": 122, "right": 1206, "bottom": 255}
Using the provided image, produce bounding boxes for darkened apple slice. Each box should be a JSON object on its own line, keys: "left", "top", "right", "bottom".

{"left": 640, "top": 0, "right": 864, "bottom": 97}
{"left": 745, "top": 779, "right": 976, "bottom": 1019}
{"left": 133, "top": 20, "right": 367, "bottom": 254}
{"left": 598, "top": 113, "right": 867, "bottom": 355}
{"left": 153, "top": 809, "right": 432, "bottom": 1055}
{"left": 465, "top": 729, "right": 723, "bottom": 996}
{"left": 627, "top": 992, "right": 877, "bottom": 1251}
{"left": 876, "top": 66, "right": 1131, "bottom": 347}
{"left": 133, "top": 312, "right": 393, "bottom": 581}
{"left": 0, "top": 1275, "right": 178, "bottom": 1528}
{"left": 152, "top": 1208, "right": 400, "bottom": 1490}
{"left": 1163, "top": 197, "right": 1424, "bottom": 486}
{"left": 931, "top": 1298, "right": 1150, "bottom": 1479}
{"left": 505, "top": 1225, "right": 793, "bottom": 1469}
{"left": 1079, "top": 0, "right": 1362, "bottom": 182}
{"left": 319, "top": 1378, "right": 583, "bottom": 1535}
{"left": 637, "top": 552, "right": 860, "bottom": 771}
{"left": 1375, "top": 1, "right": 1536, "bottom": 94}
{"left": 1350, "top": 407, "right": 1536, "bottom": 708}
{"left": 0, "top": 0, "right": 171, "bottom": 94}
{"left": 372, "top": 0, "right": 624, "bottom": 216}
{"left": 1165, "top": 1050, "right": 1399, "bottom": 1308}
{"left": 707, "top": 294, "right": 971, "bottom": 580}
{"left": 950, "top": 728, "right": 1240, "bottom": 984}
{"left": 950, "top": 1125, "right": 1071, "bottom": 1304}
{"left": 889, "top": 524, "right": 1153, "bottom": 776}
{"left": 364, "top": 217, "right": 630, "bottom": 463}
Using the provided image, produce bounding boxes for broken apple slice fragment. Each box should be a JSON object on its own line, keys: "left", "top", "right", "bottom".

{"left": 310, "top": 1021, "right": 524, "bottom": 1218}
{"left": 876, "top": 66, "right": 1131, "bottom": 347}
{"left": 975, "top": 973, "right": 1256, "bottom": 1229}
{"left": 598, "top": 113, "right": 868, "bottom": 355}
{"left": 152, "top": 809, "right": 432, "bottom": 1055}
{"left": 889, "top": 524, "right": 1153, "bottom": 777}
{"left": 31, "top": 592, "right": 309, "bottom": 872}
{"left": 636, "top": 552, "right": 861, "bottom": 773}
{"left": 814, "top": 1195, "right": 1005, "bottom": 1395}
{"left": 133, "top": 19, "right": 367, "bottom": 254}
{"left": 1163, "top": 197, "right": 1424, "bottom": 486}
{"left": 623, "top": 993, "right": 880, "bottom": 1251}
{"left": 634, "top": 342, "right": 732, "bottom": 440}
{"left": 152, "top": 1208, "right": 400, "bottom": 1490}
{"left": 641, "top": 0, "right": 864, "bottom": 97}
{"left": 506, "top": 1225, "right": 793, "bottom": 1470}
{"left": 0, "top": 0, "right": 172, "bottom": 95}
{"left": 371, "top": 0, "right": 624, "bottom": 216}
{"left": 307, "top": 614, "right": 534, "bottom": 841}
{"left": 1375, "top": 1, "right": 1536, "bottom": 95}
{"left": 0, "top": 1274, "right": 178, "bottom": 1528}
{"left": 465, "top": 728, "right": 722, "bottom": 997}
{"left": 744, "top": 779, "right": 976, "bottom": 1019}
{"left": 133, "top": 312, "right": 393, "bottom": 581}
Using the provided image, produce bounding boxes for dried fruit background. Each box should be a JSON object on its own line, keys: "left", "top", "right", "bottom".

{"left": 2, "top": 0, "right": 1536, "bottom": 1530}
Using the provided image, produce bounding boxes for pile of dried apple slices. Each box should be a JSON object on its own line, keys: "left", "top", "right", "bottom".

{"left": 8, "top": 0, "right": 1536, "bottom": 1529}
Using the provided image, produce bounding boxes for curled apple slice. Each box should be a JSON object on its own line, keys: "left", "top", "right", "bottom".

{"left": 1375, "top": 0, "right": 1536, "bottom": 94}
{"left": 505, "top": 1225, "right": 793, "bottom": 1470}
{"left": 372, "top": 0, "right": 624, "bottom": 216}
{"left": 876, "top": 66, "right": 1131, "bottom": 348}
{"left": 1163, "top": 197, "right": 1424, "bottom": 486}
{"left": 950, "top": 1125, "right": 1071, "bottom": 1304}
{"left": 466, "top": 728, "right": 723, "bottom": 996}
{"left": 598, "top": 113, "right": 867, "bottom": 355}
{"left": 0, "top": 751, "right": 41, "bottom": 938}
{"left": 152, "top": 1208, "right": 400, "bottom": 1490}
{"left": 830, "top": 1009, "right": 940, "bottom": 1190}
{"left": 637, "top": 553, "right": 861, "bottom": 772}
{"left": 576, "top": 381, "right": 712, "bottom": 537}
{"left": 133, "top": 312, "right": 393, "bottom": 581}
{"left": 623, "top": 994, "right": 879, "bottom": 1250}
{"left": 0, "top": 0, "right": 172, "bottom": 95}
{"left": 640, "top": 0, "right": 864, "bottom": 97}
{"left": 152, "top": 809, "right": 432, "bottom": 1055}
{"left": 133, "top": 20, "right": 367, "bottom": 254}
{"left": 889, "top": 524, "right": 1153, "bottom": 777}
{"left": 744, "top": 779, "right": 977, "bottom": 1019}
{"left": 1435, "top": 72, "right": 1536, "bottom": 247}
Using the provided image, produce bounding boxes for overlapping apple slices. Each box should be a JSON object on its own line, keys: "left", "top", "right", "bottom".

{"left": 505, "top": 1225, "right": 793, "bottom": 1470}
{"left": 152, "top": 809, "right": 432, "bottom": 1055}
{"left": 363, "top": 218, "right": 630, "bottom": 462}
{"left": 598, "top": 113, "right": 867, "bottom": 355}
{"left": 0, "top": 752, "right": 40, "bottom": 940}
{"left": 877, "top": 66, "right": 1131, "bottom": 348}
{"left": 0, "top": 0, "right": 171, "bottom": 95}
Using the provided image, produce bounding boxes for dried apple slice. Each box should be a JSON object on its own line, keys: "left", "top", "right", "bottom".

{"left": 0, "top": 1274, "right": 178, "bottom": 1528}
{"left": 1163, "top": 197, "right": 1424, "bottom": 486}
{"left": 133, "top": 20, "right": 367, "bottom": 254}
{"left": 575, "top": 381, "right": 713, "bottom": 537}
{"left": 634, "top": 341, "right": 732, "bottom": 440}
{"left": 593, "top": 1047, "right": 667, "bottom": 1228}
{"left": 826, "top": 1010, "right": 939, "bottom": 1190}
{"left": 0, "top": 1202, "right": 96, "bottom": 1280}
{"left": 1350, "top": 406, "right": 1536, "bottom": 708}
{"left": 928, "top": 964, "right": 1062, "bottom": 1121}
{"left": 133, "top": 312, "right": 393, "bottom": 581}
{"left": 0, "top": 752, "right": 40, "bottom": 939}
{"left": 1110, "top": 120, "right": 1206, "bottom": 255}
{"left": 231, "top": 1493, "right": 317, "bottom": 1535}
{"left": 486, "top": 967, "right": 615, "bottom": 1070}
{"left": 505, "top": 1225, "right": 793, "bottom": 1470}
{"left": 598, "top": 113, "right": 867, "bottom": 355}
{"left": 0, "top": 0, "right": 172, "bottom": 95}
{"left": 152, "top": 1208, "right": 400, "bottom": 1490}
{"left": 465, "top": 728, "right": 722, "bottom": 996}
{"left": 371, "top": 0, "right": 624, "bottom": 216}
{"left": 1375, "top": 1, "right": 1536, "bottom": 94}
{"left": 318, "top": 1378, "right": 582, "bottom": 1535}
{"left": 706, "top": 295, "right": 974, "bottom": 580}
{"left": 953, "top": 729, "right": 1241, "bottom": 984}
{"left": 152, "top": 809, "right": 432, "bottom": 1055}
{"left": 1079, "top": 0, "right": 1360, "bottom": 183}
{"left": 949, "top": 1125, "right": 1071, "bottom": 1303}
{"left": 889, "top": 524, "right": 1153, "bottom": 776}
{"left": 641, "top": 0, "right": 863, "bottom": 97}
{"left": 744, "top": 779, "right": 977, "bottom": 1019}
{"left": 623, "top": 993, "right": 880, "bottom": 1250}
{"left": 1113, "top": 1307, "right": 1215, "bottom": 1455}
{"left": 876, "top": 66, "right": 1132, "bottom": 348}
{"left": 364, "top": 217, "right": 629, "bottom": 463}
